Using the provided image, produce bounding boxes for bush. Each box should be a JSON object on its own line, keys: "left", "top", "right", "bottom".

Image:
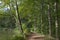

{"left": 12, "top": 36, "right": 26, "bottom": 40}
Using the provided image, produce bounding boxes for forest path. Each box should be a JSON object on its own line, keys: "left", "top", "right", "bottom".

{"left": 26, "top": 32, "right": 45, "bottom": 40}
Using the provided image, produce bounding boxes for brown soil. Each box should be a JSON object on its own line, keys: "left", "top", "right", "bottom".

{"left": 26, "top": 32, "right": 45, "bottom": 40}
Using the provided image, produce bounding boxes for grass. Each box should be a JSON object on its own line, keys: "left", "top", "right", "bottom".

{"left": 0, "top": 28, "right": 26, "bottom": 40}
{"left": 0, "top": 28, "right": 14, "bottom": 40}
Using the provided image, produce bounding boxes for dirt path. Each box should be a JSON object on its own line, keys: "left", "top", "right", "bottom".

{"left": 26, "top": 33, "right": 45, "bottom": 40}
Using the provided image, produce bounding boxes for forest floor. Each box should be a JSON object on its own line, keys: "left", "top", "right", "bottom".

{"left": 26, "top": 32, "right": 45, "bottom": 40}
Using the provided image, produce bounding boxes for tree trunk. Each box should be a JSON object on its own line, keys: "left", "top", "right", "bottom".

{"left": 15, "top": 0, "right": 24, "bottom": 35}
{"left": 47, "top": 4, "right": 52, "bottom": 37}
{"left": 40, "top": 0, "right": 44, "bottom": 34}
{"left": 54, "top": 0, "right": 59, "bottom": 40}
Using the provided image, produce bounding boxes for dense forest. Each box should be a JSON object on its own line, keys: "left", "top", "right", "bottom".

{"left": 0, "top": 0, "right": 60, "bottom": 40}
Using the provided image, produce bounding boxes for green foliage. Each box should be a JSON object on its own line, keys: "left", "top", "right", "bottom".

{"left": 0, "top": 0, "right": 60, "bottom": 40}
{"left": 0, "top": 15, "right": 15, "bottom": 28}
{"left": 11, "top": 36, "right": 26, "bottom": 40}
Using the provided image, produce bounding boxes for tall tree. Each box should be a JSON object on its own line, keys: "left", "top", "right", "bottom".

{"left": 40, "top": 0, "right": 44, "bottom": 34}
{"left": 47, "top": 3, "right": 52, "bottom": 37}
{"left": 54, "top": 0, "right": 59, "bottom": 40}
{"left": 15, "top": 0, "right": 24, "bottom": 36}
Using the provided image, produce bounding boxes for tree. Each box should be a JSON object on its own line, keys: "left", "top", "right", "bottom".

{"left": 55, "top": 0, "right": 59, "bottom": 40}
{"left": 47, "top": 3, "right": 52, "bottom": 37}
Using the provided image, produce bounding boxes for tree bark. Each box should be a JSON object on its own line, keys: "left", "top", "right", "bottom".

{"left": 55, "top": 0, "right": 59, "bottom": 40}
{"left": 47, "top": 4, "right": 52, "bottom": 37}
{"left": 40, "top": 0, "right": 44, "bottom": 34}
{"left": 15, "top": 0, "right": 24, "bottom": 35}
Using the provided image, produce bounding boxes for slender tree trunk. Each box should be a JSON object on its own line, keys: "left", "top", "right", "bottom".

{"left": 40, "top": 0, "right": 44, "bottom": 34}
{"left": 55, "top": 18, "right": 59, "bottom": 40}
{"left": 55, "top": 0, "right": 59, "bottom": 40}
{"left": 47, "top": 4, "right": 52, "bottom": 37}
{"left": 15, "top": 0, "right": 24, "bottom": 36}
